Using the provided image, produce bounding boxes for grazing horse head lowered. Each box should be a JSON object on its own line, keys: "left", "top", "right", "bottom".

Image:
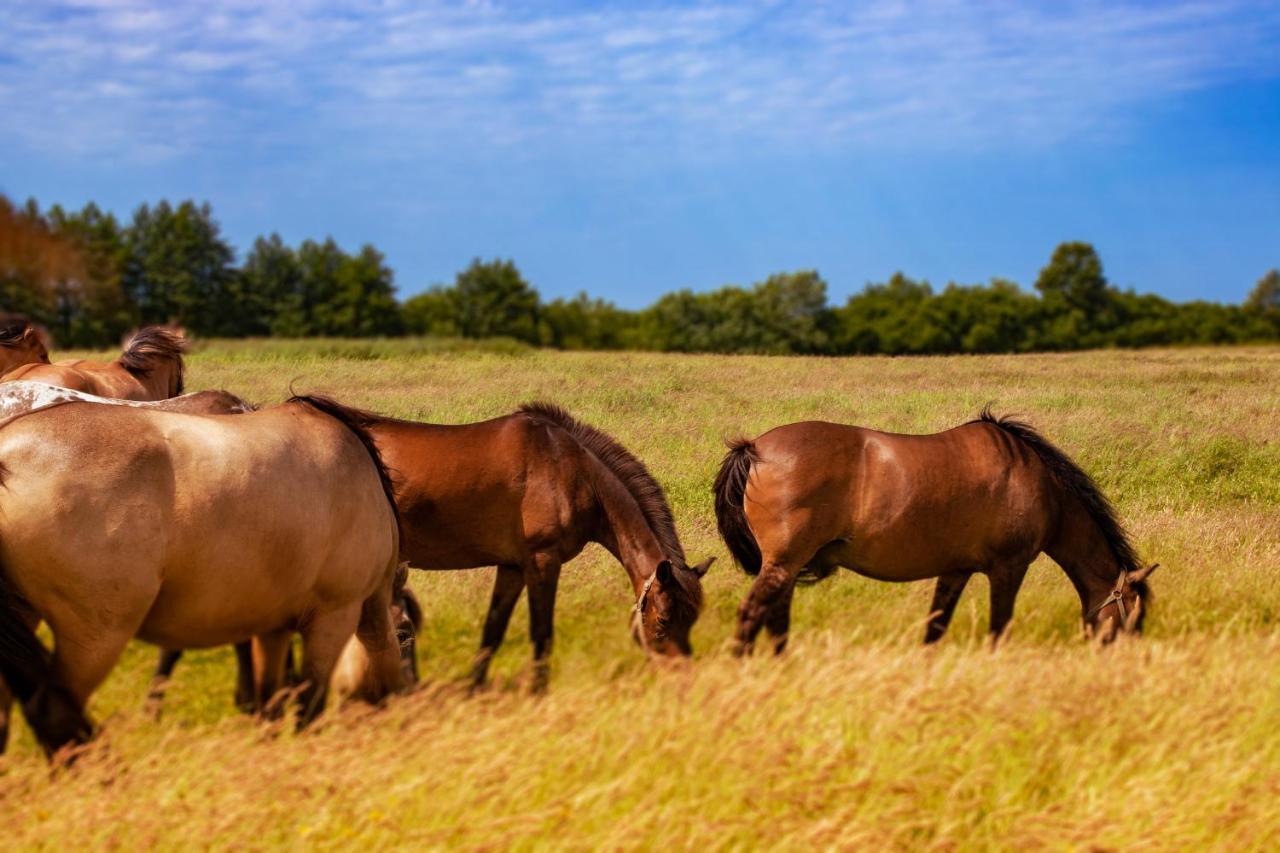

{"left": 715, "top": 407, "right": 1156, "bottom": 654}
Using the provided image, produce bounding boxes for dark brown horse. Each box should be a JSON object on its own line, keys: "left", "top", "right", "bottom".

{"left": 715, "top": 408, "right": 1156, "bottom": 654}
{"left": 372, "top": 403, "right": 711, "bottom": 687}
{"left": 2, "top": 325, "right": 186, "bottom": 400}
{"left": 150, "top": 402, "right": 711, "bottom": 700}
{"left": 0, "top": 315, "right": 50, "bottom": 377}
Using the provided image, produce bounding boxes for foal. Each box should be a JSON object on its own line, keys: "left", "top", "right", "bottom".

{"left": 715, "top": 408, "right": 1156, "bottom": 653}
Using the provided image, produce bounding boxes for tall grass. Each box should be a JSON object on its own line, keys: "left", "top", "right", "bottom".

{"left": 2, "top": 342, "right": 1278, "bottom": 848}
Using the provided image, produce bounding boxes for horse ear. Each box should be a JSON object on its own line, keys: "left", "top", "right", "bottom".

{"left": 1128, "top": 563, "right": 1159, "bottom": 584}
{"left": 655, "top": 559, "right": 674, "bottom": 584}
{"left": 692, "top": 557, "right": 715, "bottom": 577}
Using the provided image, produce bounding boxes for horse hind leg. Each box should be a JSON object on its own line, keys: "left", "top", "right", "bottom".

{"left": 470, "top": 564, "right": 525, "bottom": 688}
{"left": 762, "top": 584, "right": 796, "bottom": 655}
{"left": 924, "top": 572, "right": 973, "bottom": 644}
{"left": 735, "top": 558, "right": 802, "bottom": 656}
{"left": 295, "top": 605, "right": 362, "bottom": 727}
{"left": 145, "top": 648, "right": 184, "bottom": 719}
{"left": 0, "top": 675, "right": 12, "bottom": 754}
{"left": 252, "top": 629, "right": 294, "bottom": 719}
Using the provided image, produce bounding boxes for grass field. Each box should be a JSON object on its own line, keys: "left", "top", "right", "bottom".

{"left": 2, "top": 341, "right": 1278, "bottom": 849}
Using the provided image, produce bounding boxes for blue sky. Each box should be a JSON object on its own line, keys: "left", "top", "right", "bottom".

{"left": 2, "top": 1, "right": 1278, "bottom": 306}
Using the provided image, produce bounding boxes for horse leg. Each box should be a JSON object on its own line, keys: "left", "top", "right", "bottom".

{"left": 233, "top": 641, "right": 256, "bottom": 712}
{"left": 924, "top": 572, "right": 973, "bottom": 644}
{"left": 0, "top": 676, "right": 12, "bottom": 754}
{"left": 735, "top": 561, "right": 800, "bottom": 656}
{"left": 987, "top": 562, "right": 1031, "bottom": 645}
{"left": 252, "top": 629, "right": 294, "bottom": 719}
{"left": 470, "top": 564, "right": 525, "bottom": 688}
{"left": 33, "top": 627, "right": 135, "bottom": 755}
{"left": 350, "top": 588, "right": 405, "bottom": 704}
{"left": 145, "top": 648, "right": 184, "bottom": 718}
{"left": 524, "top": 556, "right": 562, "bottom": 693}
{"left": 295, "top": 606, "right": 362, "bottom": 727}
{"left": 762, "top": 583, "right": 796, "bottom": 655}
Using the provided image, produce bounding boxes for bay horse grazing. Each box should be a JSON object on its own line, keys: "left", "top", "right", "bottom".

{"left": 2, "top": 325, "right": 186, "bottom": 400}
{"left": 0, "top": 393, "right": 405, "bottom": 758}
{"left": 714, "top": 408, "right": 1156, "bottom": 654}
{"left": 0, "top": 315, "right": 50, "bottom": 377}
{"left": 371, "top": 402, "right": 711, "bottom": 688}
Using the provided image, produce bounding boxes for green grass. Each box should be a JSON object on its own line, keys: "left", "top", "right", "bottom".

{"left": 2, "top": 341, "right": 1279, "bottom": 848}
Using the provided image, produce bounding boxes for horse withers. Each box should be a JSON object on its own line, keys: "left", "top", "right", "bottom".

{"left": 0, "top": 394, "right": 405, "bottom": 758}
{"left": 714, "top": 408, "right": 1156, "bottom": 654}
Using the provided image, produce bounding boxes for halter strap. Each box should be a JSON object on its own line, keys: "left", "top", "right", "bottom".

{"left": 1087, "top": 574, "right": 1129, "bottom": 623}
{"left": 630, "top": 572, "right": 658, "bottom": 651}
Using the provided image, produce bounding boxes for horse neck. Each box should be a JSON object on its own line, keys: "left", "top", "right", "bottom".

{"left": 587, "top": 460, "right": 668, "bottom": 596}
{"left": 1046, "top": 496, "right": 1127, "bottom": 613}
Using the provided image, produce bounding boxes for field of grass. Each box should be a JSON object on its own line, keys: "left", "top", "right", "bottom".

{"left": 2, "top": 341, "right": 1278, "bottom": 848}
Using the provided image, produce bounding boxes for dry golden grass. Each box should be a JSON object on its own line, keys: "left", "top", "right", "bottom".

{"left": 2, "top": 342, "right": 1278, "bottom": 849}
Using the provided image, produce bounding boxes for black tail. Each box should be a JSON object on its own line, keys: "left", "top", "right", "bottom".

{"left": 713, "top": 438, "right": 762, "bottom": 576}
{"left": 0, "top": 566, "right": 92, "bottom": 755}
{"left": 287, "top": 394, "right": 401, "bottom": 534}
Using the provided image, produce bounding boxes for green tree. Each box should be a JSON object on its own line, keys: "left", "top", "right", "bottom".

{"left": 45, "top": 202, "right": 135, "bottom": 345}
{"left": 452, "top": 258, "right": 540, "bottom": 343}
{"left": 1033, "top": 242, "right": 1122, "bottom": 349}
{"left": 124, "top": 200, "right": 242, "bottom": 335}
{"left": 241, "top": 234, "right": 303, "bottom": 336}
{"left": 1246, "top": 269, "right": 1280, "bottom": 312}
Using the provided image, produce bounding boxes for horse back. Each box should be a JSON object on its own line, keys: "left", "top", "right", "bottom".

{"left": 372, "top": 412, "right": 595, "bottom": 569}
{"left": 746, "top": 420, "right": 1056, "bottom": 578}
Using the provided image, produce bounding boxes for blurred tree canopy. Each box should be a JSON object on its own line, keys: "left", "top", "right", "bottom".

{"left": 2, "top": 193, "right": 1276, "bottom": 353}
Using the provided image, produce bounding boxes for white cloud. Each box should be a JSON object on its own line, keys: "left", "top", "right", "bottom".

{"left": 1, "top": 0, "right": 1278, "bottom": 163}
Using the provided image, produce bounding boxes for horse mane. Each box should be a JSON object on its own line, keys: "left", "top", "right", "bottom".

{"left": 517, "top": 402, "right": 702, "bottom": 618}
{"left": 118, "top": 326, "right": 188, "bottom": 394}
{"left": 0, "top": 315, "right": 33, "bottom": 348}
{"left": 0, "top": 315, "right": 48, "bottom": 359}
{"left": 287, "top": 394, "right": 401, "bottom": 535}
{"left": 974, "top": 406, "right": 1144, "bottom": 586}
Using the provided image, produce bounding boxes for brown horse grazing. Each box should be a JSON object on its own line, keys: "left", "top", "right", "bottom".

{"left": 0, "top": 394, "right": 404, "bottom": 757}
{"left": 714, "top": 409, "right": 1156, "bottom": 655}
{"left": 370, "top": 402, "right": 711, "bottom": 689}
{"left": 148, "top": 401, "right": 710, "bottom": 706}
{"left": 2, "top": 325, "right": 186, "bottom": 400}
{"left": 0, "top": 316, "right": 50, "bottom": 376}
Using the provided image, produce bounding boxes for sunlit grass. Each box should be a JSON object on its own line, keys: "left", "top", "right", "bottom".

{"left": 2, "top": 341, "right": 1278, "bottom": 847}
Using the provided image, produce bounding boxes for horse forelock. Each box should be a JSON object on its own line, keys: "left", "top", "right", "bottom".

{"left": 517, "top": 402, "right": 702, "bottom": 617}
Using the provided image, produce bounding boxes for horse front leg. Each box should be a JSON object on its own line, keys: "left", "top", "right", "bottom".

{"left": 0, "top": 676, "right": 12, "bottom": 754}
{"left": 470, "top": 564, "right": 526, "bottom": 689}
{"left": 735, "top": 562, "right": 798, "bottom": 656}
{"left": 524, "top": 555, "right": 562, "bottom": 693}
{"left": 924, "top": 572, "right": 973, "bottom": 644}
{"left": 987, "top": 561, "right": 1030, "bottom": 646}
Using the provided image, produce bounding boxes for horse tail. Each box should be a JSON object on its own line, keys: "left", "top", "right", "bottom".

{"left": 286, "top": 395, "right": 400, "bottom": 536}
{"left": 0, "top": 538, "right": 93, "bottom": 755}
{"left": 713, "top": 437, "right": 762, "bottom": 576}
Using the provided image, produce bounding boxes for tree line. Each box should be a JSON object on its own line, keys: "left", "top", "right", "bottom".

{"left": 3, "top": 194, "right": 1278, "bottom": 353}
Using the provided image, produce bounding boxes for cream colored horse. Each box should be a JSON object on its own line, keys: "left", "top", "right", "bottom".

{"left": 0, "top": 393, "right": 403, "bottom": 757}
